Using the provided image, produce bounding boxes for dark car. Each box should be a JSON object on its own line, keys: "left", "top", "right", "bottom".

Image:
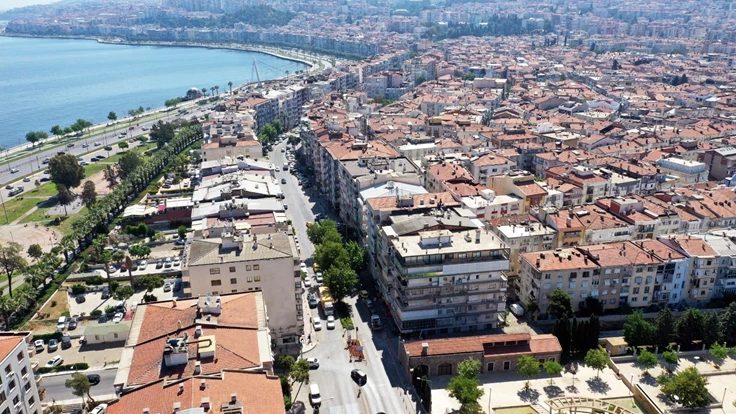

{"left": 75, "top": 295, "right": 86, "bottom": 303}
{"left": 101, "top": 288, "right": 110, "bottom": 299}
{"left": 155, "top": 259, "right": 163, "bottom": 269}
{"left": 68, "top": 317, "right": 78, "bottom": 330}
{"left": 61, "top": 336, "right": 72, "bottom": 349}
{"left": 87, "top": 374, "right": 101, "bottom": 385}
{"left": 350, "top": 369, "right": 367, "bottom": 386}
{"left": 98, "top": 315, "right": 107, "bottom": 324}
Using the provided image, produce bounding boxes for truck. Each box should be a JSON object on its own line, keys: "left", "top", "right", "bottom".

{"left": 510, "top": 303, "right": 524, "bottom": 317}
{"left": 318, "top": 286, "right": 334, "bottom": 316}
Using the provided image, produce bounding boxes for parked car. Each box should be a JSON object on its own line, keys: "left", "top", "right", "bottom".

{"left": 68, "top": 317, "right": 78, "bottom": 330}
{"left": 34, "top": 339, "right": 44, "bottom": 353}
{"left": 315, "top": 273, "right": 323, "bottom": 284}
{"left": 313, "top": 319, "right": 322, "bottom": 331}
{"left": 75, "top": 295, "right": 86, "bottom": 304}
{"left": 138, "top": 260, "right": 147, "bottom": 270}
{"left": 281, "top": 178, "right": 287, "bottom": 184}
{"left": 107, "top": 265, "right": 116, "bottom": 273}
{"left": 48, "top": 339, "right": 58, "bottom": 352}
{"left": 308, "top": 295, "right": 319, "bottom": 308}
{"left": 23, "top": 177, "right": 31, "bottom": 182}
{"left": 97, "top": 315, "right": 108, "bottom": 324}
{"left": 306, "top": 357, "right": 320, "bottom": 369}
{"left": 163, "top": 282, "right": 171, "bottom": 292}
{"left": 303, "top": 277, "right": 311, "bottom": 288}
{"left": 5, "top": 185, "right": 13, "bottom": 190}
{"left": 173, "top": 257, "right": 180, "bottom": 267}
{"left": 156, "top": 259, "right": 163, "bottom": 269}
{"left": 174, "top": 280, "right": 181, "bottom": 292}
{"left": 101, "top": 287, "right": 110, "bottom": 299}
{"left": 89, "top": 404, "right": 108, "bottom": 414}
{"left": 10, "top": 168, "right": 18, "bottom": 174}
{"left": 87, "top": 374, "right": 101, "bottom": 386}
{"left": 309, "top": 383, "right": 321, "bottom": 407}
{"left": 326, "top": 315, "right": 335, "bottom": 330}
{"left": 164, "top": 257, "right": 172, "bottom": 268}
{"left": 112, "top": 313, "right": 124, "bottom": 323}
{"left": 61, "top": 336, "right": 72, "bottom": 349}
{"left": 351, "top": 369, "right": 367, "bottom": 386}
{"left": 45, "top": 355, "right": 63, "bottom": 367}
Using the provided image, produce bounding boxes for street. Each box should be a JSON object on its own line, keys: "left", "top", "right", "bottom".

{"left": 270, "top": 140, "right": 419, "bottom": 414}
{"left": 40, "top": 368, "right": 117, "bottom": 403}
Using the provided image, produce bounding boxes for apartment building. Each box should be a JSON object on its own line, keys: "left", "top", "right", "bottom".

{"left": 468, "top": 153, "right": 517, "bottom": 182}
{"left": 183, "top": 232, "right": 304, "bottom": 347}
{"left": 656, "top": 157, "right": 709, "bottom": 185}
{"left": 377, "top": 215, "right": 510, "bottom": 334}
{"left": 0, "top": 333, "right": 41, "bottom": 414}
{"left": 700, "top": 147, "right": 736, "bottom": 181}
{"left": 492, "top": 222, "right": 557, "bottom": 299}
{"left": 547, "top": 166, "right": 611, "bottom": 204}
{"left": 520, "top": 241, "right": 670, "bottom": 313}
{"left": 599, "top": 197, "right": 681, "bottom": 239}
{"left": 488, "top": 171, "right": 548, "bottom": 214}
{"left": 659, "top": 235, "right": 720, "bottom": 304}
{"left": 201, "top": 121, "right": 262, "bottom": 162}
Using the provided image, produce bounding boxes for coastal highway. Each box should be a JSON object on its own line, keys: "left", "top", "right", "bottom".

{"left": 0, "top": 104, "right": 209, "bottom": 190}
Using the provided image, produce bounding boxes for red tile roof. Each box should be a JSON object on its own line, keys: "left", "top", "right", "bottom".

{"left": 405, "top": 333, "right": 561, "bottom": 357}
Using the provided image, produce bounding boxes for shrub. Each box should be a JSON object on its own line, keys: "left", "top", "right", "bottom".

{"left": 86, "top": 275, "right": 105, "bottom": 286}
{"left": 284, "top": 395, "right": 292, "bottom": 410}
{"left": 37, "top": 362, "right": 89, "bottom": 374}
{"left": 71, "top": 284, "right": 86, "bottom": 295}
{"left": 118, "top": 142, "right": 129, "bottom": 149}
{"left": 110, "top": 280, "right": 120, "bottom": 293}
{"left": 104, "top": 305, "right": 116, "bottom": 314}
{"left": 90, "top": 310, "right": 103, "bottom": 316}
{"left": 32, "top": 332, "right": 62, "bottom": 342}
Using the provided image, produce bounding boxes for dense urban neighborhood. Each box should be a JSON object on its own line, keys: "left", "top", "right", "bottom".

{"left": 1, "top": 0, "right": 736, "bottom": 413}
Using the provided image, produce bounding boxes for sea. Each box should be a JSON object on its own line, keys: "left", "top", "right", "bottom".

{"left": 0, "top": 36, "right": 308, "bottom": 149}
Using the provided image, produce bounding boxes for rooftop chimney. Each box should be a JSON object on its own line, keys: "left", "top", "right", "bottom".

{"left": 231, "top": 393, "right": 238, "bottom": 404}
{"left": 421, "top": 342, "right": 429, "bottom": 356}
{"left": 475, "top": 229, "right": 481, "bottom": 243}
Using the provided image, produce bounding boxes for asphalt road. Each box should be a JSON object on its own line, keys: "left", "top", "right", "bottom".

{"left": 0, "top": 103, "right": 211, "bottom": 188}
{"left": 270, "top": 140, "right": 416, "bottom": 413}
{"left": 40, "top": 368, "right": 117, "bottom": 403}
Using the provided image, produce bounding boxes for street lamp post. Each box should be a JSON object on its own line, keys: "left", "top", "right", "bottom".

{"left": 723, "top": 386, "right": 728, "bottom": 405}
{"left": 488, "top": 386, "right": 493, "bottom": 414}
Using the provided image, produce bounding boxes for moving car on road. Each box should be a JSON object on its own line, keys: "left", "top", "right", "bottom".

{"left": 326, "top": 315, "right": 335, "bottom": 330}
{"left": 351, "top": 369, "right": 367, "bottom": 386}
{"left": 87, "top": 374, "right": 101, "bottom": 385}
{"left": 306, "top": 358, "right": 319, "bottom": 369}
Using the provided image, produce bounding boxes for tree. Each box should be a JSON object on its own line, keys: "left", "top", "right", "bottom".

{"left": 655, "top": 307, "right": 676, "bottom": 350}
{"left": 48, "top": 153, "right": 85, "bottom": 189}
{"left": 637, "top": 350, "right": 658, "bottom": 375}
{"left": 81, "top": 180, "right": 97, "bottom": 208}
{"left": 107, "top": 111, "right": 117, "bottom": 121}
{"left": 612, "top": 59, "right": 620, "bottom": 70}
{"left": 658, "top": 367, "right": 709, "bottom": 408}
{"left": 103, "top": 165, "right": 118, "bottom": 188}
{"left": 0, "top": 242, "right": 27, "bottom": 298}
{"left": 99, "top": 250, "right": 113, "bottom": 288}
{"left": 50, "top": 125, "right": 63, "bottom": 137}
{"left": 552, "top": 318, "right": 571, "bottom": 359}
{"left": 278, "top": 355, "right": 295, "bottom": 371}
{"left": 289, "top": 358, "right": 310, "bottom": 386}
{"left": 65, "top": 372, "right": 93, "bottom": 406}
{"left": 138, "top": 274, "right": 164, "bottom": 293}
{"left": 113, "top": 285, "right": 135, "bottom": 301}
{"left": 709, "top": 342, "right": 729, "bottom": 364}
{"left": 128, "top": 245, "right": 151, "bottom": 260}
{"left": 676, "top": 308, "right": 704, "bottom": 347}
{"left": 680, "top": 73, "right": 688, "bottom": 84}
{"left": 177, "top": 225, "right": 187, "bottom": 240}
{"left": 27, "top": 244, "right": 43, "bottom": 261}
{"left": 111, "top": 251, "right": 125, "bottom": 267}
{"left": 543, "top": 361, "right": 563, "bottom": 384}
{"left": 662, "top": 350, "right": 679, "bottom": 371}
{"left": 526, "top": 301, "right": 540, "bottom": 320}
{"left": 623, "top": 311, "right": 655, "bottom": 347}
{"left": 0, "top": 296, "right": 19, "bottom": 328}
{"left": 702, "top": 312, "right": 721, "bottom": 348}
{"left": 323, "top": 263, "right": 356, "bottom": 303}
{"left": 372, "top": 95, "right": 386, "bottom": 105}
{"left": 517, "top": 355, "right": 540, "bottom": 389}
{"left": 25, "top": 131, "right": 47, "bottom": 148}
{"left": 447, "top": 358, "right": 484, "bottom": 412}
{"left": 345, "top": 240, "right": 367, "bottom": 272}
{"left": 164, "top": 98, "right": 182, "bottom": 108}
{"left": 584, "top": 347, "right": 609, "bottom": 379}
{"left": 719, "top": 302, "right": 736, "bottom": 345}
{"left": 547, "top": 289, "right": 573, "bottom": 319}
{"left": 117, "top": 152, "right": 142, "bottom": 180}
{"left": 589, "top": 314, "right": 601, "bottom": 351}
{"left": 581, "top": 297, "right": 603, "bottom": 317}
{"left": 150, "top": 121, "right": 175, "bottom": 149}
{"left": 56, "top": 183, "right": 75, "bottom": 216}
{"left": 313, "top": 241, "right": 350, "bottom": 272}
{"left": 228, "top": 81, "right": 233, "bottom": 95}
{"left": 307, "top": 220, "right": 341, "bottom": 245}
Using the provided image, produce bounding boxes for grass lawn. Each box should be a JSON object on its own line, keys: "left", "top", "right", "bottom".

{"left": 0, "top": 196, "right": 47, "bottom": 225}
{"left": 84, "top": 162, "right": 108, "bottom": 177}
{"left": 20, "top": 208, "right": 87, "bottom": 235}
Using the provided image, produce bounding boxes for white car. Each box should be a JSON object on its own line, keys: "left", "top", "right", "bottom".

{"left": 303, "top": 278, "right": 312, "bottom": 288}
{"left": 34, "top": 339, "right": 44, "bottom": 352}
{"left": 45, "top": 355, "right": 63, "bottom": 367}
{"left": 138, "top": 260, "right": 147, "bottom": 270}
{"left": 112, "top": 313, "right": 124, "bottom": 323}
{"left": 10, "top": 168, "right": 18, "bottom": 174}
{"left": 89, "top": 404, "right": 108, "bottom": 414}
{"left": 313, "top": 319, "right": 322, "bottom": 331}
{"left": 306, "top": 357, "right": 320, "bottom": 369}
{"left": 300, "top": 262, "right": 308, "bottom": 273}
{"left": 173, "top": 257, "right": 181, "bottom": 267}
{"left": 326, "top": 315, "right": 335, "bottom": 330}
{"left": 315, "top": 272, "right": 323, "bottom": 284}
{"left": 107, "top": 265, "right": 116, "bottom": 273}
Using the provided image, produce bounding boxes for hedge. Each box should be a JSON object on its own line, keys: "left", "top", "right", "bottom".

{"left": 32, "top": 332, "right": 62, "bottom": 343}
{"left": 37, "top": 362, "right": 89, "bottom": 374}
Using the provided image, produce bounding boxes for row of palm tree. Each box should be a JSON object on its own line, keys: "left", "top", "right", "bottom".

{"left": 56, "top": 125, "right": 203, "bottom": 268}
{"left": 0, "top": 252, "right": 62, "bottom": 329}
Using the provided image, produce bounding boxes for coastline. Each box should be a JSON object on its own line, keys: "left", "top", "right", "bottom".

{"left": 0, "top": 32, "right": 323, "bottom": 71}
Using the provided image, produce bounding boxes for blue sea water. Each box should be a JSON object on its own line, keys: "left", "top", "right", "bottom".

{"left": 0, "top": 36, "right": 307, "bottom": 149}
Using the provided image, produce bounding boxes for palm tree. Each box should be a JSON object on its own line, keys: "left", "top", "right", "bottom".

{"left": 202, "top": 87, "right": 208, "bottom": 97}
{"left": 0, "top": 296, "right": 18, "bottom": 329}
{"left": 215, "top": 85, "right": 220, "bottom": 96}
{"left": 210, "top": 87, "right": 215, "bottom": 97}
{"left": 228, "top": 81, "right": 233, "bottom": 95}
{"left": 25, "top": 265, "right": 45, "bottom": 290}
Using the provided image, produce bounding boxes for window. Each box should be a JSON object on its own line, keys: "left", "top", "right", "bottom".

{"left": 458, "top": 253, "right": 467, "bottom": 259}
{"left": 113, "top": 333, "right": 118, "bottom": 338}
{"left": 582, "top": 271, "right": 590, "bottom": 278}
{"left": 570, "top": 272, "right": 578, "bottom": 279}
{"left": 544, "top": 283, "right": 551, "bottom": 290}
{"left": 253, "top": 265, "right": 260, "bottom": 270}
{"left": 0, "top": 391, "right": 5, "bottom": 404}
{"left": 232, "top": 289, "right": 238, "bottom": 293}
{"left": 631, "top": 297, "right": 638, "bottom": 302}
{"left": 646, "top": 276, "right": 652, "bottom": 284}
{"left": 28, "top": 396, "right": 34, "bottom": 406}
{"left": 11, "top": 395, "right": 18, "bottom": 406}
{"left": 592, "top": 279, "right": 599, "bottom": 286}
{"left": 644, "top": 286, "right": 650, "bottom": 293}
{"left": 209, "top": 268, "right": 220, "bottom": 275}
{"left": 438, "top": 363, "right": 453, "bottom": 376}
{"left": 211, "top": 280, "right": 222, "bottom": 287}
{"left": 229, "top": 266, "right": 236, "bottom": 273}
{"left": 487, "top": 362, "right": 494, "bottom": 371}
{"left": 254, "top": 276, "right": 261, "bottom": 282}
{"left": 20, "top": 367, "right": 26, "bottom": 377}
{"left": 472, "top": 252, "right": 481, "bottom": 258}
{"left": 23, "top": 381, "right": 30, "bottom": 392}
{"left": 569, "top": 282, "right": 576, "bottom": 289}
{"left": 604, "top": 279, "right": 611, "bottom": 286}
{"left": 4, "top": 366, "right": 10, "bottom": 374}
{"left": 246, "top": 265, "right": 252, "bottom": 271}
{"left": 582, "top": 281, "right": 589, "bottom": 288}
{"left": 556, "top": 282, "right": 563, "bottom": 289}
{"left": 16, "top": 352, "right": 23, "bottom": 362}
{"left": 633, "top": 287, "right": 640, "bottom": 294}
{"left": 8, "top": 380, "right": 15, "bottom": 392}
{"left": 544, "top": 273, "right": 551, "bottom": 279}
{"left": 635, "top": 277, "right": 643, "bottom": 284}
{"left": 247, "top": 276, "right": 253, "bottom": 282}
{"left": 230, "top": 278, "right": 237, "bottom": 284}
{"left": 295, "top": 282, "right": 301, "bottom": 289}
{"left": 503, "top": 361, "right": 510, "bottom": 370}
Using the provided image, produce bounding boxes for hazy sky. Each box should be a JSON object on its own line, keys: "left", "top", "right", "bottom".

{"left": 0, "top": 0, "right": 59, "bottom": 11}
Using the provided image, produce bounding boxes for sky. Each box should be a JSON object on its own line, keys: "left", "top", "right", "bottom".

{"left": 0, "top": 0, "right": 59, "bottom": 11}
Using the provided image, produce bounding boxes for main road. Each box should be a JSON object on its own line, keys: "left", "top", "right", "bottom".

{"left": 270, "top": 140, "right": 420, "bottom": 414}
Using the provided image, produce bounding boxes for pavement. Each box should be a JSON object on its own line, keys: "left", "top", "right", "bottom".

{"left": 40, "top": 367, "right": 118, "bottom": 404}
{"left": 68, "top": 277, "right": 181, "bottom": 316}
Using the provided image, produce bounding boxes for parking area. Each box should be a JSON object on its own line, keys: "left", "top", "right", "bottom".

{"left": 68, "top": 277, "right": 181, "bottom": 316}
{"left": 32, "top": 335, "right": 124, "bottom": 368}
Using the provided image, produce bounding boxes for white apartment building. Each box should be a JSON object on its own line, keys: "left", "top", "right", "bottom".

{"left": 183, "top": 232, "right": 304, "bottom": 347}
{"left": 656, "top": 157, "right": 709, "bottom": 186}
{"left": 0, "top": 333, "right": 42, "bottom": 414}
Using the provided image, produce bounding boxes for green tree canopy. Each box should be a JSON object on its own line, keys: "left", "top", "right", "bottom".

{"left": 306, "top": 219, "right": 341, "bottom": 245}
{"left": 0, "top": 242, "right": 27, "bottom": 298}
{"left": 108, "top": 111, "right": 117, "bottom": 121}
{"left": 637, "top": 350, "right": 658, "bottom": 373}
{"left": 150, "top": 121, "right": 175, "bottom": 149}
{"left": 623, "top": 310, "right": 655, "bottom": 347}
{"left": 655, "top": 307, "right": 676, "bottom": 350}
{"left": 323, "top": 263, "right": 357, "bottom": 303}
{"left": 25, "top": 131, "right": 48, "bottom": 148}
{"left": 719, "top": 302, "right": 736, "bottom": 345}
{"left": 178, "top": 225, "right": 187, "bottom": 240}
{"left": 584, "top": 347, "right": 609, "bottom": 379}
{"left": 65, "top": 371, "right": 93, "bottom": 406}
{"left": 129, "top": 245, "right": 151, "bottom": 260}
{"left": 313, "top": 240, "right": 350, "bottom": 272}
{"left": 345, "top": 240, "right": 367, "bottom": 272}
{"left": 517, "top": 355, "right": 540, "bottom": 389}
{"left": 543, "top": 361, "right": 563, "bottom": 384}
{"left": 49, "top": 153, "right": 85, "bottom": 189}
{"left": 676, "top": 308, "right": 705, "bottom": 347}
{"left": 447, "top": 358, "right": 484, "bottom": 411}
{"left": 658, "top": 367, "right": 709, "bottom": 408}
{"left": 137, "top": 274, "right": 164, "bottom": 292}
{"left": 117, "top": 151, "right": 142, "bottom": 180}
{"left": 702, "top": 312, "right": 721, "bottom": 348}
{"left": 457, "top": 358, "right": 481, "bottom": 380}
{"left": 288, "top": 358, "right": 310, "bottom": 386}
{"left": 26, "top": 244, "right": 43, "bottom": 261}
{"left": 50, "top": 125, "right": 63, "bottom": 136}
{"left": 113, "top": 285, "right": 135, "bottom": 301}
{"left": 547, "top": 289, "right": 573, "bottom": 319}
{"left": 709, "top": 342, "right": 729, "bottom": 362}
{"left": 55, "top": 183, "right": 75, "bottom": 216}
{"left": 662, "top": 350, "right": 679, "bottom": 370}
{"left": 81, "top": 180, "right": 97, "bottom": 208}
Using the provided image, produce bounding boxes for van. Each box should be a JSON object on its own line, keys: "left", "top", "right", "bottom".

{"left": 510, "top": 303, "right": 525, "bottom": 317}
{"left": 309, "top": 383, "right": 321, "bottom": 406}
{"left": 57, "top": 316, "right": 67, "bottom": 331}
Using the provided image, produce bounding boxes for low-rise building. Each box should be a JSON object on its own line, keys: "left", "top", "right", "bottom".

{"left": 0, "top": 332, "right": 41, "bottom": 414}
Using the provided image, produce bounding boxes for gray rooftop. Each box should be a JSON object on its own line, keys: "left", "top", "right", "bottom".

{"left": 188, "top": 232, "right": 295, "bottom": 266}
